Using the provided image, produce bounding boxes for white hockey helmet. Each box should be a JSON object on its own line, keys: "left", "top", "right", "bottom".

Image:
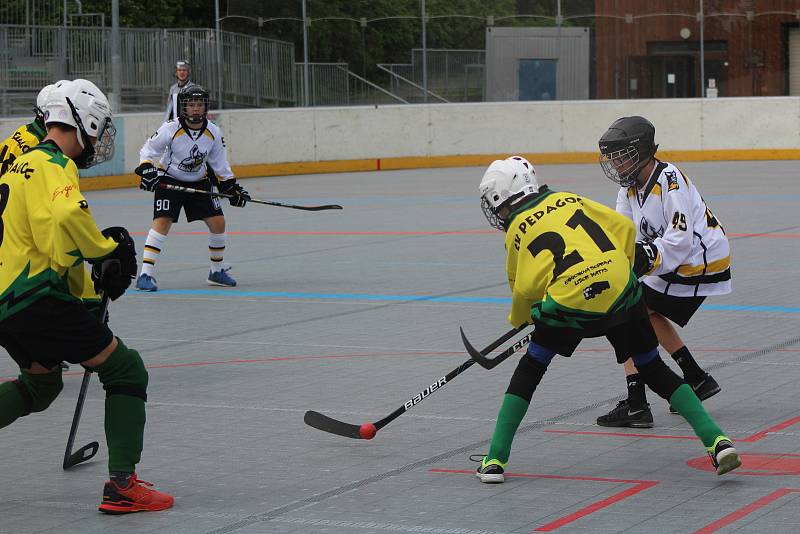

{"left": 479, "top": 156, "right": 539, "bottom": 230}
{"left": 43, "top": 78, "right": 116, "bottom": 168}
{"left": 36, "top": 80, "right": 68, "bottom": 110}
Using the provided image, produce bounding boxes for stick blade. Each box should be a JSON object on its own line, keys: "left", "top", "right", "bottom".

{"left": 288, "top": 204, "right": 343, "bottom": 211}
{"left": 304, "top": 410, "right": 363, "bottom": 439}
{"left": 460, "top": 327, "right": 502, "bottom": 370}
{"left": 63, "top": 441, "right": 100, "bottom": 470}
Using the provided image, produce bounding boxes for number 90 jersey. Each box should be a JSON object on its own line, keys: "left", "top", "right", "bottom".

{"left": 504, "top": 187, "right": 638, "bottom": 329}
{"left": 616, "top": 161, "right": 731, "bottom": 297}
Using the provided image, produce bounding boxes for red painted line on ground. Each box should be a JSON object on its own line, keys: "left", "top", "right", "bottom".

{"left": 544, "top": 429, "right": 697, "bottom": 441}
{"left": 129, "top": 229, "right": 496, "bottom": 237}
{"left": 694, "top": 488, "right": 800, "bottom": 534}
{"left": 740, "top": 415, "right": 800, "bottom": 442}
{"left": 728, "top": 233, "right": 800, "bottom": 238}
{"left": 0, "top": 350, "right": 464, "bottom": 381}
{"left": 430, "top": 468, "right": 658, "bottom": 532}
{"left": 123, "top": 231, "right": 800, "bottom": 238}
{"left": 143, "top": 350, "right": 455, "bottom": 370}
{"left": 543, "top": 414, "right": 800, "bottom": 443}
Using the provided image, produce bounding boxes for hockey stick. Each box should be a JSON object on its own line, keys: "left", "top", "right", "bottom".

{"left": 460, "top": 325, "right": 535, "bottom": 370}
{"left": 62, "top": 295, "right": 110, "bottom": 470}
{"left": 303, "top": 325, "right": 528, "bottom": 440}
{"left": 157, "top": 182, "right": 343, "bottom": 211}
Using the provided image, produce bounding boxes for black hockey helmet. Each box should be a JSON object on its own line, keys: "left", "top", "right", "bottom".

{"left": 178, "top": 84, "right": 208, "bottom": 125}
{"left": 598, "top": 116, "right": 658, "bottom": 187}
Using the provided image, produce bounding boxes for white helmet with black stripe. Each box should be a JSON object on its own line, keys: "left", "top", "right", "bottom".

{"left": 43, "top": 78, "right": 116, "bottom": 169}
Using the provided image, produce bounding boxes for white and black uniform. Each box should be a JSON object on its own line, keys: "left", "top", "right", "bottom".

{"left": 139, "top": 118, "right": 233, "bottom": 222}
{"left": 616, "top": 160, "right": 731, "bottom": 298}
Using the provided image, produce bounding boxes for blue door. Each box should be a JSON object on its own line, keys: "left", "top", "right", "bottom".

{"left": 518, "top": 59, "right": 557, "bottom": 101}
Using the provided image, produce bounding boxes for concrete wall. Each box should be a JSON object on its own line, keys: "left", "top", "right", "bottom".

{"left": 1, "top": 97, "right": 799, "bottom": 188}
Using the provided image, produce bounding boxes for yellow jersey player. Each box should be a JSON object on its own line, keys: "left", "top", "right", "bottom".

{"left": 0, "top": 80, "right": 66, "bottom": 176}
{"left": 473, "top": 156, "right": 740, "bottom": 484}
{"left": 0, "top": 79, "right": 173, "bottom": 513}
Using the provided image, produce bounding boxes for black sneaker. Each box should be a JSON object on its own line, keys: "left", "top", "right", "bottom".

{"left": 670, "top": 373, "right": 722, "bottom": 413}
{"left": 707, "top": 436, "right": 741, "bottom": 476}
{"left": 474, "top": 457, "right": 505, "bottom": 484}
{"left": 596, "top": 400, "right": 654, "bottom": 428}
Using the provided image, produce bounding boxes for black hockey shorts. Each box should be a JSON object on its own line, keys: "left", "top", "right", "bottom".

{"left": 642, "top": 284, "right": 706, "bottom": 327}
{"left": 531, "top": 297, "right": 658, "bottom": 364}
{"left": 154, "top": 176, "right": 224, "bottom": 223}
{"left": 0, "top": 297, "right": 114, "bottom": 370}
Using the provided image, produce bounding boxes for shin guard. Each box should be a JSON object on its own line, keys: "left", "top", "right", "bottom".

{"left": 0, "top": 370, "right": 63, "bottom": 428}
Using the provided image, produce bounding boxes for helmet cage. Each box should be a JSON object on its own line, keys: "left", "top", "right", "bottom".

{"left": 65, "top": 96, "right": 116, "bottom": 168}
{"left": 179, "top": 90, "right": 208, "bottom": 125}
{"left": 599, "top": 144, "right": 643, "bottom": 187}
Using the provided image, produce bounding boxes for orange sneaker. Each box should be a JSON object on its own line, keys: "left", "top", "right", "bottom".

{"left": 98, "top": 473, "right": 174, "bottom": 514}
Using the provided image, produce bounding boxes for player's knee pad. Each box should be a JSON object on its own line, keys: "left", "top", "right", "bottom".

{"left": 506, "top": 355, "right": 548, "bottom": 403}
{"left": 95, "top": 338, "right": 148, "bottom": 402}
{"left": 16, "top": 371, "right": 63, "bottom": 416}
{"left": 636, "top": 356, "right": 684, "bottom": 400}
{"left": 631, "top": 347, "right": 659, "bottom": 368}
{"left": 526, "top": 342, "right": 556, "bottom": 367}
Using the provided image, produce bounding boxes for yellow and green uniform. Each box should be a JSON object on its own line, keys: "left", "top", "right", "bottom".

{"left": 484, "top": 187, "right": 732, "bottom": 469}
{"left": 0, "top": 119, "right": 47, "bottom": 177}
{"left": 0, "top": 140, "right": 116, "bottom": 321}
{"left": 504, "top": 186, "right": 639, "bottom": 330}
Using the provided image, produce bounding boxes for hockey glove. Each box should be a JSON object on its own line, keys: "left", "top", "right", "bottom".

{"left": 90, "top": 226, "right": 138, "bottom": 301}
{"left": 633, "top": 241, "right": 659, "bottom": 278}
{"left": 219, "top": 179, "right": 249, "bottom": 208}
{"left": 135, "top": 162, "right": 159, "bottom": 192}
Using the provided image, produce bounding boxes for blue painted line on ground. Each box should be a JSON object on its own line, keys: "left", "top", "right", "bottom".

{"left": 137, "top": 288, "right": 509, "bottom": 303}
{"left": 131, "top": 289, "right": 800, "bottom": 313}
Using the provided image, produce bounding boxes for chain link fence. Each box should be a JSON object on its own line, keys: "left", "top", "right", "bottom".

{"left": 3, "top": 2, "right": 800, "bottom": 115}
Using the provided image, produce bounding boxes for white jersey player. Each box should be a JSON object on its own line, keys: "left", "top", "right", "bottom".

{"left": 134, "top": 85, "right": 249, "bottom": 291}
{"left": 595, "top": 116, "right": 728, "bottom": 428}
{"left": 615, "top": 161, "right": 730, "bottom": 297}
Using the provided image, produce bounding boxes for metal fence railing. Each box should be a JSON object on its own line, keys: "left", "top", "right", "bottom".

{"left": 379, "top": 49, "right": 485, "bottom": 103}
{"left": 0, "top": 24, "right": 297, "bottom": 116}
{"left": 376, "top": 63, "right": 448, "bottom": 104}
{"left": 295, "top": 63, "right": 406, "bottom": 107}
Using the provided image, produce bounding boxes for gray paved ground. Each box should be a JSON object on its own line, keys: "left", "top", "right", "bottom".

{"left": 1, "top": 161, "right": 799, "bottom": 534}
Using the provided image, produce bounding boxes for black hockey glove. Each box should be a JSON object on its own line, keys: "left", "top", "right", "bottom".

{"left": 219, "top": 179, "right": 249, "bottom": 208}
{"left": 90, "top": 226, "right": 138, "bottom": 301}
{"left": 135, "top": 162, "right": 159, "bottom": 192}
{"left": 633, "top": 241, "right": 659, "bottom": 278}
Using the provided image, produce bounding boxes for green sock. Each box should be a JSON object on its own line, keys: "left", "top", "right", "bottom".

{"left": 487, "top": 393, "right": 530, "bottom": 464}
{"left": 105, "top": 394, "right": 145, "bottom": 472}
{"left": 0, "top": 380, "right": 28, "bottom": 428}
{"left": 669, "top": 383, "right": 724, "bottom": 448}
{"left": 95, "top": 339, "right": 147, "bottom": 473}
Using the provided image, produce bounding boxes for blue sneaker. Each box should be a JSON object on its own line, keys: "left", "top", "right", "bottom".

{"left": 135, "top": 274, "right": 158, "bottom": 292}
{"left": 207, "top": 267, "right": 236, "bottom": 287}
